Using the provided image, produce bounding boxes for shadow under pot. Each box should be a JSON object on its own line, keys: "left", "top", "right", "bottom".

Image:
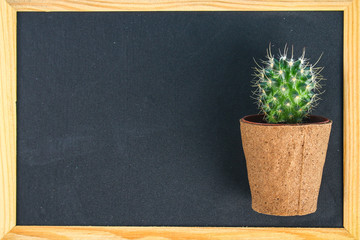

{"left": 239, "top": 114, "right": 332, "bottom": 216}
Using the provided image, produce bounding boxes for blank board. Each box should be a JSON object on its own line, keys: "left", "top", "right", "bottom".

{"left": 17, "top": 11, "right": 343, "bottom": 227}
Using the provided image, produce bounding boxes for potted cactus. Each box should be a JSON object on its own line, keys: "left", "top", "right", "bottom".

{"left": 240, "top": 45, "right": 332, "bottom": 216}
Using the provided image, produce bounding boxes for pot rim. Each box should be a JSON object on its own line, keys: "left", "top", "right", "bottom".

{"left": 240, "top": 114, "right": 332, "bottom": 126}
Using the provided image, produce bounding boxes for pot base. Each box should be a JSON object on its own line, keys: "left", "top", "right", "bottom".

{"left": 252, "top": 203, "right": 316, "bottom": 216}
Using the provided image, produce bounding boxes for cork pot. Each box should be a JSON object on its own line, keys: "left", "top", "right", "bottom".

{"left": 240, "top": 114, "right": 332, "bottom": 216}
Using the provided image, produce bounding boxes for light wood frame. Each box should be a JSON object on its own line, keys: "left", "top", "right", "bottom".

{"left": 0, "top": 0, "right": 359, "bottom": 239}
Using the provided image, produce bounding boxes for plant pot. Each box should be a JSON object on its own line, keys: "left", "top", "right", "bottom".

{"left": 239, "top": 114, "right": 332, "bottom": 216}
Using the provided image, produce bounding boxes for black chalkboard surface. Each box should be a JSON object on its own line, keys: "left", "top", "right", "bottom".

{"left": 17, "top": 11, "right": 343, "bottom": 227}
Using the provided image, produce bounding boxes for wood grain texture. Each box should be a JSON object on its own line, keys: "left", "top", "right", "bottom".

{"left": 0, "top": 0, "right": 16, "bottom": 239}
{"left": 6, "top": 0, "right": 352, "bottom": 11}
{"left": 343, "top": 0, "right": 360, "bottom": 239}
{"left": 2, "top": 226, "right": 356, "bottom": 240}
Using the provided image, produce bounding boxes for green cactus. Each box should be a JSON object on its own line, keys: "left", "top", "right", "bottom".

{"left": 252, "top": 45, "right": 325, "bottom": 124}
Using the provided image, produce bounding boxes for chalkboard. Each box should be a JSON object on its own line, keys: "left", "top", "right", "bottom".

{"left": 17, "top": 11, "right": 343, "bottom": 227}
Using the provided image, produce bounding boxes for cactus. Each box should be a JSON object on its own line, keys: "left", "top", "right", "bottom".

{"left": 252, "top": 45, "right": 325, "bottom": 124}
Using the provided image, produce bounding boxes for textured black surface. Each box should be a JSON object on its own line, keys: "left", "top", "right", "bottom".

{"left": 17, "top": 12, "right": 343, "bottom": 227}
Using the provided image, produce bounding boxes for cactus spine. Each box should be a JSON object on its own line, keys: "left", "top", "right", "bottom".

{"left": 253, "top": 45, "right": 324, "bottom": 124}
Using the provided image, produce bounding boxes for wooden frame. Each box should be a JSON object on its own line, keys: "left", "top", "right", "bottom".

{"left": 0, "top": 0, "right": 358, "bottom": 239}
